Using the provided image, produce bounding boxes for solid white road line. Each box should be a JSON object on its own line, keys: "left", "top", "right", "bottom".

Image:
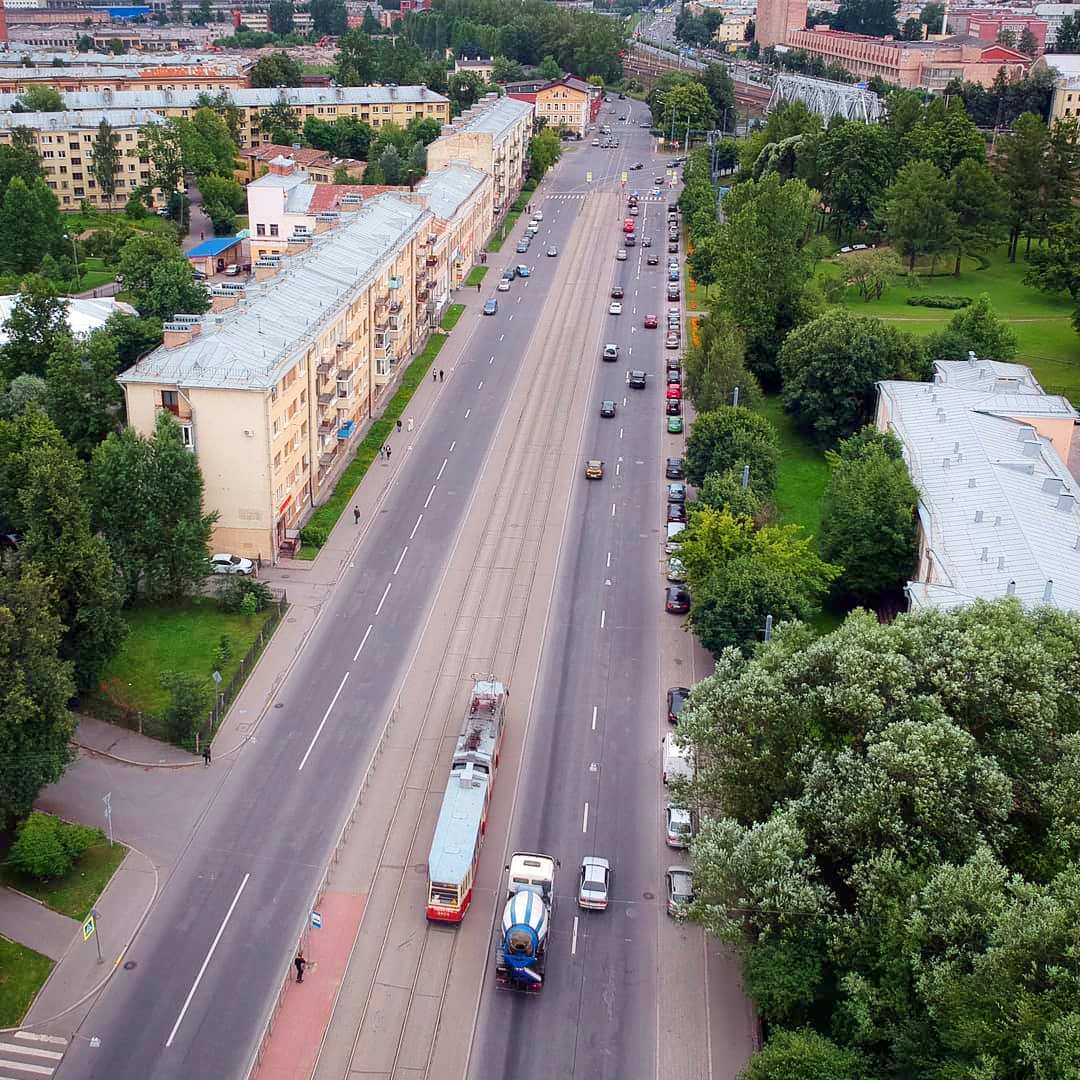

{"left": 477, "top": 381, "right": 484, "bottom": 390}
{"left": 606, "top": 552, "right": 611, "bottom": 567}
{"left": 298, "top": 672, "right": 350, "bottom": 772}
{"left": 582, "top": 803, "right": 589, "bottom": 833}
{"left": 165, "top": 873, "right": 250, "bottom": 1048}
{"left": 424, "top": 484, "right": 436, "bottom": 509}
{"left": 436, "top": 458, "right": 448, "bottom": 480}
{"left": 352, "top": 625, "right": 373, "bottom": 662}
{"left": 393, "top": 547, "right": 408, "bottom": 576}
{"left": 409, "top": 514, "right": 423, "bottom": 540}
{"left": 448, "top": 441, "right": 456, "bottom": 453}
{"left": 611, "top": 503, "right": 617, "bottom": 517}
{"left": 375, "top": 581, "right": 392, "bottom": 616}
{"left": 571, "top": 916, "right": 579, "bottom": 956}
{"left": 464, "top": 408, "right": 471, "bottom": 420}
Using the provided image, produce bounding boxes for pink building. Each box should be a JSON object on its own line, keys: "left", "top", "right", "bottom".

{"left": 783, "top": 28, "right": 1033, "bottom": 88}
{"left": 757, "top": 0, "right": 808, "bottom": 48}
{"left": 946, "top": 11, "right": 1048, "bottom": 55}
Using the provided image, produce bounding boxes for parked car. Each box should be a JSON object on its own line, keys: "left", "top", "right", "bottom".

{"left": 666, "top": 556, "right": 686, "bottom": 583}
{"left": 666, "top": 866, "right": 694, "bottom": 918}
{"left": 628, "top": 369, "right": 647, "bottom": 389}
{"left": 667, "top": 368, "right": 682, "bottom": 385}
{"left": 547, "top": 246, "right": 558, "bottom": 257}
{"left": 516, "top": 240, "right": 530, "bottom": 254}
{"left": 667, "top": 685, "right": 690, "bottom": 723}
{"left": 624, "top": 234, "right": 636, "bottom": 247}
{"left": 666, "top": 398, "right": 682, "bottom": 416}
{"left": 483, "top": 298, "right": 498, "bottom": 315}
{"left": 516, "top": 264, "right": 530, "bottom": 277}
{"left": 668, "top": 242, "right": 679, "bottom": 254}
{"left": 665, "top": 585, "right": 690, "bottom": 614}
{"left": 224, "top": 264, "right": 241, "bottom": 276}
{"left": 666, "top": 383, "right": 682, "bottom": 400}
{"left": 616, "top": 250, "right": 628, "bottom": 261}
{"left": 667, "top": 501, "right": 686, "bottom": 523}
{"left": 666, "top": 457, "right": 684, "bottom": 479}
{"left": 578, "top": 857, "right": 611, "bottom": 911}
{"left": 665, "top": 804, "right": 693, "bottom": 848}
{"left": 211, "top": 553, "right": 254, "bottom": 575}
{"left": 665, "top": 333, "right": 680, "bottom": 349}
{"left": 667, "top": 482, "right": 686, "bottom": 503}
{"left": 497, "top": 277, "right": 511, "bottom": 292}
{"left": 667, "top": 415, "right": 684, "bottom": 434}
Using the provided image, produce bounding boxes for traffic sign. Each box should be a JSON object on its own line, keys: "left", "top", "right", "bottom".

{"left": 83, "top": 914, "right": 96, "bottom": 941}
{"left": 586, "top": 171, "right": 593, "bottom": 183}
{"left": 621, "top": 171, "right": 627, "bottom": 183}
{"left": 311, "top": 911, "right": 323, "bottom": 929}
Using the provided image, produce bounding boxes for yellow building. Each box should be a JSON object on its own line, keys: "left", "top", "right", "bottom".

{"left": 0, "top": 107, "right": 166, "bottom": 210}
{"left": 533, "top": 76, "right": 597, "bottom": 139}
{"left": 1050, "top": 75, "right": 1080, "bottom": 120}
{"left": 0, "top": 85, "right": 452, "bottom": 152}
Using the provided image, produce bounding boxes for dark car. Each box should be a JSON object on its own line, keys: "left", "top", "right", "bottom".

{"left": 624, "top": 234, "right": 636, "bottom": 246}
{"left": 666, "top": 398, "right": 682, "bottom": 416}
{"left": 666, "top": 457, "right": 684, "bottom": 480}
{"left": 600, "top": 399, "right": 617, "bottom": 417}
{"left": 668, "top": 203, "right": 679, "bottom": 213}
{"left": 668, "top": 242, "right": 679, "bottom": 254}
{"left": 667, "top": 501, "right": 686, "bottom": 523}
{"left": 516, "top": 240, "right": 530, "bottom": 253}
{"left": 647, "top": 254, "right": 659, "bottom": 265}
{"left": 667, "top": 686, "right": 690, "bottom": 724}
{"left": 667, "top": 482, "right": 686, "bottom": 503}
{"left": 667, "top": 287, "right": 680, "bottom": 301}
{"left": 628, "top": 369, "right": 647, "bottom": 389}
{"left": 482, "top": 298, "right": 498, "bottom": 315}
{"left": 665, "top": 586, "right": 691, "bottom": 614}
{"left": 668, "top": 269, "right": 680, "bottom": 282}
{"left": 611, "top": 285, "right": 624, "bottom": 299}
{"left": 667, "top": 368, "right": 682, "bottom": 385}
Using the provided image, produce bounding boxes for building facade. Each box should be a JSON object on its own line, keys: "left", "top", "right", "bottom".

{"left": 508, "top": 75, "right": 600, "bottom": 138}
{"left": 0, "top": 107, "right": 166, "bottom": 209}
{"left": 783, "top": 28, "right": 1033, "bottom": 88}
{"left": 119, "top": 193, "right": 437, "bottom": 560}
{"left": 945, "top": 11, "right": 1048, "bottom": 55}
{"left": 0, "top": 61, "right": 246, "bottom": 94}
{"left": 237, "top": 143, "right": 365, "bottom": 184}
{"left": 756, "top": 0, "right": 808, "bottom": 48}
{"left": 425, "top": 93, "right": 533, "bottom": 216}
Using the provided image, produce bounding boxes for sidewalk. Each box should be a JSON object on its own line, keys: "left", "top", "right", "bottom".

{"left": 0, "top": 890, "right": 78, "bottom": 962}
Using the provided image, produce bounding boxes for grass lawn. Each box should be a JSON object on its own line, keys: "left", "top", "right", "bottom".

{"left": 0, "top": 938, "right": 53, "bottom": 1027}
{"left": 441, "top": 303, "right": 465, "bottom": 331}
{"left": 0, "top": 840, "right": 127, "bottom": 921}
{"left": 829, "top": 246, "right": 1080, "bottom": 403}
{"left": 71, "top": 256, "right": 115, "bottom": 293}
{"left": 91, "top": 598, "right": 275, "bottom": 716}
{"left": 64, "top": 210, "right": 177, "bottom": 238}
{"left": 464, "top": 266, "right": 488, "bottom": 288}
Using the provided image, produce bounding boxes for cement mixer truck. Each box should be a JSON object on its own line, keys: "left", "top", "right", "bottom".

{"left": 494, "top": 852, "right": 557, "bottom": 992}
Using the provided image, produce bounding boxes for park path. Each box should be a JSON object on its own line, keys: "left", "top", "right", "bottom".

{"left": 0, "top": 889, "right": 78, "bottom": 962}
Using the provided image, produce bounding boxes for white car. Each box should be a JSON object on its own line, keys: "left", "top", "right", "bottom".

{"left": 211, "top": 553, "right": 254, "bottom": 575}
{"left": 533, "top": 209, "right": 544, "bottom": 221}
{"left": 497, "top": 278, "right": 511, "bottom": 291}
{"left": 666, "top": 866, "right": 693, "bottom": 918}
{"left": 224, "top": 264, "right": 241, "bottom": 276}
{"left": 665, "top": 804, "right": 693, "bottom": 848}
{"left": 578, "top": 856, "right": 611, "bottom": 910}
{"left": 616, "top": 249, "right": 628, "bottom": 261}
{"left": 609, "top": 301, "right": 623, "bottom": 315}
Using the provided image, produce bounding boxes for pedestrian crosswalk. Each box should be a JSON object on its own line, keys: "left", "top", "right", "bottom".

{"left": 545, "top": 192, "right": 587, "bottom": 200}
{"left": 0, "top": 1031, "right": 68, "bottom": 1076}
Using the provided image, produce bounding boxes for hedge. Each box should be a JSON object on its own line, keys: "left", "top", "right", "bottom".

{"left": 906, "top": 295, "right": 973, "bottom": 309}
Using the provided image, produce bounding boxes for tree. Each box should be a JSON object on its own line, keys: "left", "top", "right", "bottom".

{"left": 1017, "top": 26, "right": 1039, "bottom": 57}
{"left": 834, "top": 0, "right": 899, "bottom": 36}
{"left": 994, "top": 112, "right": 1050, "bottom": 261}
{"left": 996, "top": 27, "right": 1017, "bottom": 48}
{"left": 656, "top": 79, "right": 716, "bottom": 144}
{"left": 698, "top": 468, "right": 767, "bottom": 522}
{"left": 919, "top": 1, "right": 944, "bottom": 30}
{"left": 19, "top": 86, "right": 65, "bottom": 112}
{"left": 0, "top": 276, "right": 71, "bottom": 381}
{"left": 0, "top": 560, "right": 76, "bottom": 828}
{"left": 779, "top": 310, "right": 919, "bottom": 446}
{"left": 447, "top": 72, "right": 486, "bottom": 115}
{"left": 116, "top": 233, "right": 209, "bottom": 321}
{"left": 1054, "top": 12, "right": 1080, "bottom": 53}
{"left": 491, "top": 55, "right": 524, "bottom": 83}
{"left": 683, "top": 312, "right": 759, "bottom": 413}
{"left": 91, "top": 412, "right": 216, "bottom": 603}
{"left": 0, "top": 373, "right": 47, "bottom": 419}
{"left": 685, "top": 406, "right": 780, "bottom": 493}
{"left": 159, "top": 670, "right": 214, "bottom": 745}
{"left": 102, "top": 310, "right": 164, "bottom": 367}
{"left": 8, "top": 812, "right": 100, "bottom": 881}
{"left": 1025, "top": 211, "right": 1080, "bottom": 308}
{"left": 138, "top": 122, "right": 185, "bottom": 199}
{"left": 923, "top": 293, "right": 1018, "bottom": 363}
{"left": 947, "top": 157, "right": 1006, "bottom": 275}
{"left": 91, "top": 118, "right": 121, "bottom": 209}
{"left": 700, "top": 63, "right": 736, "bottom": 117}
{"left": 813, "top": 120, "right": 896, "bottom": 237}
{"left": 45, "top": 330, "right": 124, "bottom": 455}
{"left": 528, "top": 128, "right": 562, "bottom": 180}
{"left": 899, "top": 98, "right": 985, "bottom": 175}
{"left": 739, "top": 1029, "right": 870, "bottom": 1080}
{"left": 879, "top": 159, "right": 955, "bottom": 271}
{"left": 0, "top": 177, "right": 61, "bottom": 275}
{"left": 538, "top": 55, "right": 561, "bottom": 80}
{"left": 406, "top": 115, "right": 442, "bottom": 147}
{"left": 309, "top": 0, "right": 346, "bottom": 36}
{"left": 257, "top": 100, "right": 301, "bottom": 145}
{"left": 819, "top": 428, "right": 918, "bottom": 604}
{"left": 249, "top": 51, "right": 304, "bottom": 88}
{"left": 335, "top": 29, "right": 376, "bottom": 85}
{"left": 900, "top": 16, "right": 923, "bottom": 39}
{"left": 379, "top": 143, "right": 402, "bottom": 185}
{"left": 269, "top": 0, "right": 294, "bottom": 35}
{"left": 844, "top": 248, "right": 902, "bottom": 301}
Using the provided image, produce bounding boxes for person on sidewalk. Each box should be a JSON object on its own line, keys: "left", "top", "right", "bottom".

{"left": 433, "top": 370, "right": 437, "bottom": 383}
{"left": 353, "top": 506, "right": 361, "bottom": 525}
{"left": 385, "top": 445, "right": 392, "bottom": 461}
{"left": 295, "top": 951, "right": 307, "bottom": 983}
{"left": 203, "top": 744, "right": 212, "bottom": 766}
{"left": 439, "top": 369, "right": 444, "bottom": 382}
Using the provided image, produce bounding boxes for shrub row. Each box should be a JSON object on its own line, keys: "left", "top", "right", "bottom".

{"left": 906, "top": 295, "right": 973, "bottom": 309}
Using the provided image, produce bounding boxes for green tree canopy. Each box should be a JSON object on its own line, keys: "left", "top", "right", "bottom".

{"left": 683, "top": 312, "right": 759, "bottom": 413}
{"left": 0, "top": 275, "right": 71, "bottom": 381}
{"left": 685, "top": 406, "right": 780, "bottom": 493}
{"left": 116, "top": 233, "right": 210, "bottom": 321}
{"left": 879, "top": 158, "right": 956, "bottom": 271}
{"left": 249, "top": 50, "right": 304, "bottom": 88}
{"left": 19, "top": 86, "right": 65, "bottom": 112}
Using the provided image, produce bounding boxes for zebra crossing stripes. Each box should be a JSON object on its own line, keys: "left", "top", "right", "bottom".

{"left": 0, "top": 1031, "right": 68, "bottom": 1077}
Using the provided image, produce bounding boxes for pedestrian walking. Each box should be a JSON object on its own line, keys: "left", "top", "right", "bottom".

{"left": 396, "top": 419, "right": 402, "bottom": 432}
{"left": 200, "top": 231, "right": 205, "bottom": 240}
{"left": 439, "top": 369, "right": 444, "bottom": 382}
{"left": 433, "top": 370, "right": 437, "bottom": 383}
{"left": 379, "top": 446, "right": 385, "bottom": 460}
{"left": 294, "top": 951, "right": 307, "bottom": 983}
{"left": 203, "top": 743, "right": 212, "bottom": 767}
{"left": 385, "top": 445, "right": 392, "bottom": 461}
{"left": 353, "top": 506, "right": 361, "bottom": 525}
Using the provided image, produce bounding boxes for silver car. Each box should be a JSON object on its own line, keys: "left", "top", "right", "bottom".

{"left": 578, "top": 856, "right": 612, "bottom": 910}
{"left": 666, "top": 866, "right": 693, "bottom": 918}
{"left": 665, "top": 804, "right": 693, "bottom": 848}
{"left": 211, "top": 553, "right": 254, "bottom": 575}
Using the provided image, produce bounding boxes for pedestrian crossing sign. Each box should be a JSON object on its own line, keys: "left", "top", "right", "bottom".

{"left": 586, "top": 172, "right": 592, "bottom": 183}
{"left": 83, "top": 914, "right": 95, "bottom": 941}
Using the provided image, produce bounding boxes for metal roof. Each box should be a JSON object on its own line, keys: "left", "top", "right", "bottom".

{"left": 427, "top": 764, "right": 489, "bottom": 885}
{"left": 414, "top": 162, "right": 488, "bottom": 221}
{"left": 878, "top": 357, "right": 1080, "bottom": 615}
{"left": 0, "top": 295, "right": 135, "bottom": 343}
{"left": 0, "top": 108, "right": 166, "bottom": 131}
{"left": 185, "top": 236, "right": 243, "bottom": 258}
{"left": 447, "top": 94, "right": 532, "bottom": 141}
{"left": 119, "top": 194, "right": 429, "bottom": 393}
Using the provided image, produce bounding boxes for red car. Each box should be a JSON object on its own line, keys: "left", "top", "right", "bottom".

{"left": 665, "top": 586, "right": 690, "bottom": 614}
{"left": 623, "top": 219, "right": 636, "bottom": 233}
{"left": 666, "top": 383, "right": 682, "bottom": 399}
{"left": 644, "top": 314, "right": 658, "bottom": 329}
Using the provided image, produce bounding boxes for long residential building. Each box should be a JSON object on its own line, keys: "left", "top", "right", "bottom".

{"left": 426, "top": 92, "right": 533, "bottom": 217}
{"left": 875, "top": 355, "right": 1080, "bottom": 614}
{"left": 0, "top": 108, "right": 166, "bottom": 209}
{"left": 0, "top": 85, "right": 452, "bottom": 150}
{"left": 0, "top": 61, "right": 247, "bottom": 94}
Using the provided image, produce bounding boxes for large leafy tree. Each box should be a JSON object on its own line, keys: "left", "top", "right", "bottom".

{"left": 879, "top": 158, "right": 956, "bottom": 271}
{"left": 90, "top": 413, "right": 216, "bottom": 603}
{"left": 0, "top": 275, "right": 71, "bottom": 381}
{"left": 812, "top": 120, "right": 896, "bottom": 238}
{"left": 257, "top": 100, "right": 301, "bottom": 146}
{"left": 268, "top": 0, "right": 294, "bottom": 35}
{"left": 0, "top": 559, "right": 76, "bottom": 828}
{"left": 91, "top": 118, "right": 121, "bottom": 209}
{"left": 44, "top": 330, "right": 124, "bottom": 456}
{"left": 683, "top": 312, "right": 759, "bottom": 413}
{"left": 739, "top": 1028, "right": 869, "bottom": 1080}
{"left": 116, "top": 233, "right": 210, "bottom": 321}
{"left": 923, "top": 294, "right": 1018, "bottom": 364}
{"left": 0, "top": 176, "right": 63, "bottom": 275}
{"left": 685, "top": 406, "right": 780, "bottom": 493}
{"left": 994, "top": 111, "right": 1050, "bottom": 261}
{"left": 779, "top": 309, "right": 920, "bottom": 447}
{"left": 1024, "top": 211, "right": 1080, "bottom": 313}
{"left": 138, "top": 122, "right": 185, "bottom": 199}
{"left": 249, "top": 51, "right": 304, "bottom": 89}
{"left": 834, "top": 0, "right": 899, "bottom": 35}
{"left": 899, "top": 97, "right": 986, "bottom": 174}
{"left": 309, "top": 0, "right": 346, "bottom": 36}
{"left": 946, "top": 157, "right": 1006, "bottom": 275}
{"left": 819, "top": 427, "right": 918, "bottom": 604}
{"left": 528, "top": 128, "right": 561, "bottom": 180}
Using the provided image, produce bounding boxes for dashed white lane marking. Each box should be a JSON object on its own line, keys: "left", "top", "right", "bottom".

{"left": 353, "top": 625, "right": 373, "bottom": 662}
{"left": 298, "top": 673, "right": 350, "bottom": 772}
{"left": 393, "top": 546, "right": 408, "bottom": 576}
{"left": 375, "top": 581, "right": 392, "bottom": 616}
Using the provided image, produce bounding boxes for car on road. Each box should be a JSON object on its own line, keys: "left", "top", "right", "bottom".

{"left": 666, "top": 867, "right": 694, "bottom": 918}
{"left": 516, "top": 264, "right": 530, "bottom": 277}
{"left": 600, "top": 399, "right": 617, "bottom": 417}
{"left": 665, "top": 585, "right": 690, "bottom": 614}
{"left": 516, "top": 240, "right": 530, "bottom": 254}
{"left": 644, "top": 313, "right": 658, "bottom": 328}
{"left": 667, "top": 368, "right": 682, "bottom": 386}
{"left": 665, "top": 522, "right": 686, "bottom": 555}
{"left": 611, "top": 285, "right": 624, "bottom": 299}
{"left": 211, "top": 552, "right": 254, "bottom": 575}
{"left": 667, "top": 482, "right": 686, "bottom": 503}
{"left": 623, "top": 218, "right": 636, "bottom": 233}
{"left": 668, "top": 269, "right": 680, "bottom": 282}
{"left": 642, "top": 234, "right": 652, "bottom": 247}
{"left": 497, "top": 277, "right": 511, "bottom": 292}
{"left": 602, "top": 343, "right": 619, "bottom": 361}
{"left": 592, "top": 137, "right": 601, "bottom": 146}
{"left": 628, "top": 205, "right": 639, "bottom": 216}
{"left": 482, "top": 298, "right": 498, "bottom": 315}
{"left": 666, "top": 556, "right": 686, "bottom": 583}
{"left": 624, "top": 234, "right": 636, "bottom": 247}
{"left": 533, "top": 209, "right": 544, "bottom": 221}
{"left": 667, "top": 415, "right": 684, "bottom": 434}
{"left": 629, "top": 162, "right": 643, "bottom": 170}
{"left": 667, "top": 685, "right": 690, "bottom": 723}
{"left": 628, "top": 369, "right": 647, "bottom": 388}
{"left": 585, "top": 459, "right": 604, "bottom": 479}
{"left": 616, "top": 249, "right": 628, "bottom": 261}
{"left": 668, "top": 242, "right": 679, "bottom": 254}
{"left": 667, "top": 501, "right": 686, "bottom": 523}
{"left": 526, "top": 222, "right": 540, "bottom": 236}
{"left": 667, "top": 287, "right": 680, "bottom": 301}
{"left": 665, "top": 804, "right": 693, "bottom": 848}
{"left": 665, "top": 333, "right": 680, "bottom": 350}
{"left": 609, "top": 300, "right": 623, "bottom": 315}
{"left": 666, "top": 457, "right": 684, "bottom": 479}
{"left": 578, "top": 857, "right": 612, "bottom": 911}
{"left": 646, "top": 254, "right": 659, "bottom": 265}
{"left": 666, "top": 383, "right": 682, "bottom": 400}
{"left": 666, "top": 399, "right": 682, "bottom": 416}
{"left": 547, "top": 246, "right": 558, "bottom": 257}
{"left": 654, "top": 175, "right": 665, "bottom": 185}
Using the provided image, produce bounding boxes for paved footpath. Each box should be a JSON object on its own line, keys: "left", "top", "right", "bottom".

{"left": 0, "top": 890, "right": 77, "bottom": 962}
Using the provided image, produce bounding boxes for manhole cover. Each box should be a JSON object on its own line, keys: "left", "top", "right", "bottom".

{"left": 642, "top": 892, "right": 655, "bottom": 901}
{"left": 124, "top": 961, "right": 137, "bottom": 970}
{"left": 274, "top": 703, "right": 284, "bottom": 709}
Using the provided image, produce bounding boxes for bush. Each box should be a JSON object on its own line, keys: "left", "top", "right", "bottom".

{"left": 124, "top": 191, "right": 148, "bottom": 219}
{"left": 299, "top": 522, "right": 330, "bottom": 548}
{"left": 239, "top": 593, "right": 259, "bottom": 618}
{"left": 159, "top": 670, "right": 213, "bottom": 745}
{"left": 218, "top": 576, "right": 273, "bottom": 614}
{"left": 906, "top": 295, "right": 972, "bottom": 309}
{"left": 9, "top": 812, "right": 102, "bottom": 881}
{"left": 213, "top": 634, "right": 232, "bottom": 670}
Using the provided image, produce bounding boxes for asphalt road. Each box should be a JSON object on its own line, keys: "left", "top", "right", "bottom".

{"left": 57, "top": 164, "right": 588, "bottom": 1080}
{"left": 467, "top": 99, "right": 698, "bottom": 1080}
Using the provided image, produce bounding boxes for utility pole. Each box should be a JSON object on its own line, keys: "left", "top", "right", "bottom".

{"left": 764, "top": 614, "right": 773, "bottom": 641}
{"left": 102, "top": 792, "right": 113, "bottom": 847}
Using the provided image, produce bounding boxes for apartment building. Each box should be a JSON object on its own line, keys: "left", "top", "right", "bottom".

{"left": 508, "top": 76, "right": 599, "bottom": 138}
{"left": 945, "top": 11, "right": 1048, "bottom": 55}
{"left": 0, "top": 108, "right": 166, "bottom": 209}
{"left": 875, "top": 355, "right": 1080, "bottom": 614}
{"left": 0, "top": 85, "right": 452, "bottom": 150}
{"left": 237, "top": 143, "right": 365, "bottom": 184}
{"left": 426, "top": 92, "right": 533, "bottom": 216}
{"left": 756, "top": 0, "right": 808, "bottom": 48}
{"left": 1041, "top": 53, "right": 1080, "bottom": 120}
{"left": 119, "top": 193, "right": 435, "bottom": 560}
{"left": 0, "top": 61, "right": 246, "bottom": 94}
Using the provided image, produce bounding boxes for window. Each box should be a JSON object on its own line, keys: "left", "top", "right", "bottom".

{"left": 180, "top": 424, "right": 194, "bottom": 449}
{"left": 256, "top": 223, "right": 265, "bottom": 236}
{"left": 269, "top": 224, "right": 279, "bottom": 237}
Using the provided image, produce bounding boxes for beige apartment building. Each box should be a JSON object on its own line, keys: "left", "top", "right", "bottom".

{"left": 0, "top": 62, "right": 246, "bottom": 94}
{"left": 0, "top": 107, "right": 165, "bottom": 209}
{"left": 426, "top": 93, "right": 533, "bottom": 215}
{"left": 119, "top": 192, "right": 447, "bottom": 560}
{"left": 0, "top": 86, "right": 452, "bottom": 151}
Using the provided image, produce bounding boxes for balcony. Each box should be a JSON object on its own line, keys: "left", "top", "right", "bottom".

{"left": 417, "top": 288, "right": 429, "bottom": 302}
{"left": 317, "top": 391, "right": 335, "bottom": 406}
{"left": 318, "top": 418, "right": 335, "bottom": 435}
{"left": 319, "top": 446, "right": 339, "bottom": 469}
{"left": 426, "top": 255, "right": 438, "bottom": 267}
{"left": 337, "top": 364, "right": 354, "bottom": 380}
{"left": 389, "top": 300, "right": 403, "bottom": 315}
{"left": 317, "top": 360, "right": 332, "bottom": 376}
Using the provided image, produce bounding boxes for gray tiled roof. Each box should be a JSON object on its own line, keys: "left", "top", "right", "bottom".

{"left": 119, "top": 194, "right": 430, "bottom": 393}
{"left": 0, "top": 108, "right": 166, "bottom": 131}
{"left": 414, "top": 162, "right": 488, "bottom": 221}
{"left": 878, "top": 358, "right": 1080, "bottom": 614}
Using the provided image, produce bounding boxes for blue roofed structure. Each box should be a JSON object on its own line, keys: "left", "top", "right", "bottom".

{"left": 186, "top": 236, "right": 242, "bottom": 259}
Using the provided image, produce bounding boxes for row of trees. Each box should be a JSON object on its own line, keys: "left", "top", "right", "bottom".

{"left": 646, "top": 66, "right": 737, "bottom": 143}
